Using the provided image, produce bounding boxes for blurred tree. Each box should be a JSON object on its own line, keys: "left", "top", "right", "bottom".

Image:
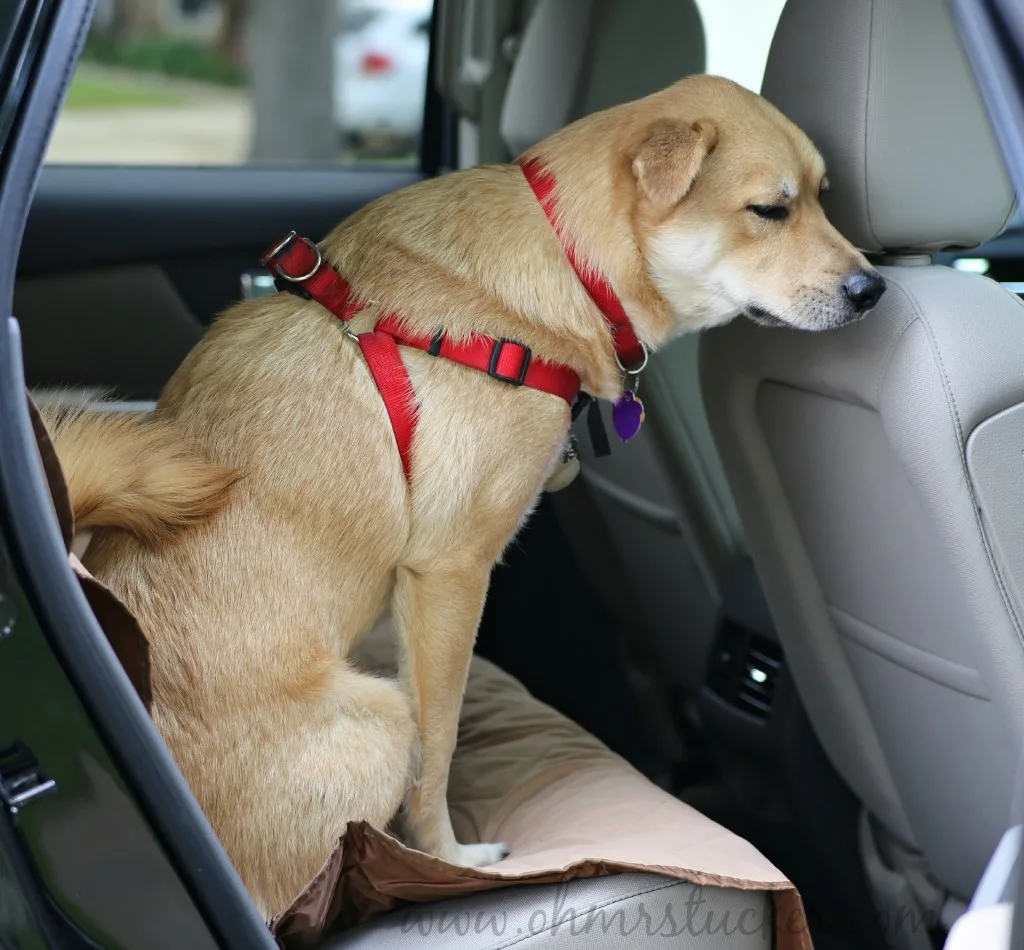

{"left": 97, "top": 0, "right": 164, "bottom": 39}
{"left": 218, "top": 0, "right": 247, "bottom": 69}
{"left": 245, "top": 0, "right": 338, "bottom": 162}
{"left": 175, "top": 0, "right": 242, "bottom": 63}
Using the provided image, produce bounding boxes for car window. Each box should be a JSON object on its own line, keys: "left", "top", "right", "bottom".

{"left": 695, "top": 0, "right": 787, "bottom": 92}
{"left": 339, "top": 8, "right": 381, "bottom": 33}
{"left": 45, "top": 0, "right": 433, "bottom": 168}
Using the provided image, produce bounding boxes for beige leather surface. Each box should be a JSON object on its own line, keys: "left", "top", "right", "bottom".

{"left": 325, "top": 873, "right": 774, "bottom": 950}
{"left": 761, "top": 0, "right": 1015, "bottom": 252}
{"left": 701, "top": 264, "right": 1024, "bottom": 898}
{"left": 702, "top": 0, "right": 1024, "bottom": 903}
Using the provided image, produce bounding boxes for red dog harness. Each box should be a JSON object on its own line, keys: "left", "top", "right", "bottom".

{"left": 260, "top": 231, "right": 581, "bottom": 480}
{"left": 260, "top": 163, "right": 647, "bottom": 480}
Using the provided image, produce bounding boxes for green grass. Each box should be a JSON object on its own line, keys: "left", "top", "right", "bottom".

{"left": 82, "top": 36, "right": 246, "bottom": 87}
{"left": 64, "top": 74, "right": 185, "bottom": 110}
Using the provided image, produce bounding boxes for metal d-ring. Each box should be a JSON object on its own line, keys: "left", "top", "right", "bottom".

{"left": 271, "top": 232, "right": 323, "bottom": 283}
{"left": 614, "top": 341, "right": 649, "bottom": 376}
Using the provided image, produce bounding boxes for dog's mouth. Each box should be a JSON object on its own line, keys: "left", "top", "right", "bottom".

{"left": 744, "top": 303, "right": 869, "bottom": 332}
{"left": 743, "top": 305, "right": 791, "bottom": 328}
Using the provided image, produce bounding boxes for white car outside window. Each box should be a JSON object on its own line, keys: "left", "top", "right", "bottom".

{"left": 334, "top": 0, "right": 432, "bottom": 157}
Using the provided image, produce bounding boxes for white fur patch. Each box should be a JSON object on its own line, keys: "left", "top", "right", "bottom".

{"left": 647, "top": 228, "right": 742, "bottom": 331}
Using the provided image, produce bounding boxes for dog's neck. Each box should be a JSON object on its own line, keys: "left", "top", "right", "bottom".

{"left": 517, "top": 151, "right": 681, "bottom": 384}
{"left": 520, "top": 159, "right": 648, "bottom": 377}
{"left": 322, "top": 162, "right": 679, "bottom": 400}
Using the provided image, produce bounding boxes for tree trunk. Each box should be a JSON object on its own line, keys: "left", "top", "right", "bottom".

{"left": 245, "top": 0, "right": 338, "bottom": 163}
{"left": 218, "top": 0, "right": 247, "bottom": 70}
{"left": 104, "top": 0, "right": 163, "bottom": 39}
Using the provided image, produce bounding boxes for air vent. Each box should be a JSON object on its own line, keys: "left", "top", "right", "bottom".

{"left": 706, "top": 619, "right": 784, "bottom": 722}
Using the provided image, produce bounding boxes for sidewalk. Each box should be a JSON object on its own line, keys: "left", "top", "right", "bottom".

{"left": 45, "top": 64, "right": 252, "bottom": 165}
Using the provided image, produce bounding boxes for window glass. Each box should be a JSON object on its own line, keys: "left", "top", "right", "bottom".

{"left": 694, "top": 0, "right": 787, "bottom": 93}
{"left": 45, "top": 0, "right": 433, "bottom": 166}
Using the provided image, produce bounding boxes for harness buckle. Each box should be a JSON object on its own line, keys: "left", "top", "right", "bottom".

{"left": 260, "top": 231, "right": 323, "bottom": 283}
{"left": 488, "top": 339, "right": 531, "bottom": 386}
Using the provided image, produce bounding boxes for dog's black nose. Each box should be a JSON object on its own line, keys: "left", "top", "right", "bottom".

{"left": 842, "top": 270, "right": 887, "bottom": 313}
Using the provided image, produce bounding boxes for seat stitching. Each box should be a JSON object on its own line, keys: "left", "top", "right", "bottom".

{"left": 873, "top": 307, "right": 918, "bottom": 407}
{"left": 996, "top": 197, "right": 1017, "bottom": 238}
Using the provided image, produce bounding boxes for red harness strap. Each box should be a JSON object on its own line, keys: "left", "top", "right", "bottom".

{"left": 374, "top": 315, "right": 581, "bottom": 404}
{"left": 519, "top": 158, "right": 648, "bottom": 372}
{"left": 259, "top": 232, "right": 581, "bottom": 480}
{"left": 355, "top": 329, "right": 419, "bottom": 477}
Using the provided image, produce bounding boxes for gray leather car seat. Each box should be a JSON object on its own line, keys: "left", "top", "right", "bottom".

{"left": 701, "top": 0, "right": 1019, "bottom": 921}
{"left": 326, "top": 874, "right": 771, "bottom": 950}
{"left": 501, "top": 0, "right": 746, "bottom": 701}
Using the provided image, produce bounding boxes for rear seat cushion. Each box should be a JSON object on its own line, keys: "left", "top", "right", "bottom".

{"left": 30, "top": 396, "right": 810, "bottom": 950}
{"left": 268, "top": 623, "right": 811, "bottom": 950}
{"left": 326, "top": 873, "right": 773, "bottom": 950}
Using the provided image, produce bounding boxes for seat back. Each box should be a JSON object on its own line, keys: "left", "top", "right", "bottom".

{"left": 701, "top": 0, "right": 1020, "bottom": 900}
{"left": 501, "top": 0, "right": 748, "bottom": 697}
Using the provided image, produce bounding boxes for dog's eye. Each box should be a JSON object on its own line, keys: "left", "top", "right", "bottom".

{"left": 747, "top": 204, "right": 789, "bottom": 221}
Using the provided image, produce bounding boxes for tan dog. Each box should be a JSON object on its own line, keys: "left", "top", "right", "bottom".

{"left": 44, "top": 75, "right": 883, "bottom": 919}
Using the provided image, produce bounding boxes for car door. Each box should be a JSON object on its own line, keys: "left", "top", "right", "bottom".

{"left": 16, "top": 0, "right": 451, "bottom": 403}
{"left": 0, "top": 2, "right": 279, "bottom": 947}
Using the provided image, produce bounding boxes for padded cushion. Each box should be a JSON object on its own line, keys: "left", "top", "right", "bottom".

{"left": 270, "top": 620, "right": 811, "bottom": 950}
{"left": 760, "top": 0, "right": 1015, "bottom": 252}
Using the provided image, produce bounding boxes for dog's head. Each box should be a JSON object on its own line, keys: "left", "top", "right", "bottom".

{"left": 627, "top": 77, "right": 885, "bottom": 332}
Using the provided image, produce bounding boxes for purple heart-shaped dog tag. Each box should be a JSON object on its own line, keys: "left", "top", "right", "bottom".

{"left": 612, "top": 390, "right": 645, "bottom": 442}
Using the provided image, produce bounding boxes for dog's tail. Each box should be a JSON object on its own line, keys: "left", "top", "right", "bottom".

{"left": 43, "top": 406, "right": 239, "bottom": 543}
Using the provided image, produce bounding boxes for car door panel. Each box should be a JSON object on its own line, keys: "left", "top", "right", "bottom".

{"left": 16, "top": 165, "right": 424, "bottom": 399}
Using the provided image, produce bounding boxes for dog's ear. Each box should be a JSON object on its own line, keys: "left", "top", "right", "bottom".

{"left": 632, "top": 119, "right": 718, "bottom": 211}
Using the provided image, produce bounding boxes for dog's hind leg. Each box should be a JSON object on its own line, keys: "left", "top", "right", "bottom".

{"left": 390, "top": 561, "right": 509, "bottom": 868}
{"left": 159, "top": 661, "right": 417, "bottom": 921}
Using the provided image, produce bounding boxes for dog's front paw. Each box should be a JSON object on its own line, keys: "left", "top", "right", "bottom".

{"left": 447, "top": 841, "right": 510, "bottom": 868}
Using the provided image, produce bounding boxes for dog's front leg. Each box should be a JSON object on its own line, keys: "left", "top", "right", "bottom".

{"left": 391, "top": 561, "right": 509, "bottom": 867}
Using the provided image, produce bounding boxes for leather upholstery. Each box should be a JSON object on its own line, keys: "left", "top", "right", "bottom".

{"left": 760, "top": 0, "right": 1015, "bottom": 252}
{"left": 327, "top": 874, "right": 772, "bottom": 950}
{"left": 702, "top": 0, "right": 1023, "bottom": 900}
{"left": 702, "top": 266, "right": 1024, "bottom": 897}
